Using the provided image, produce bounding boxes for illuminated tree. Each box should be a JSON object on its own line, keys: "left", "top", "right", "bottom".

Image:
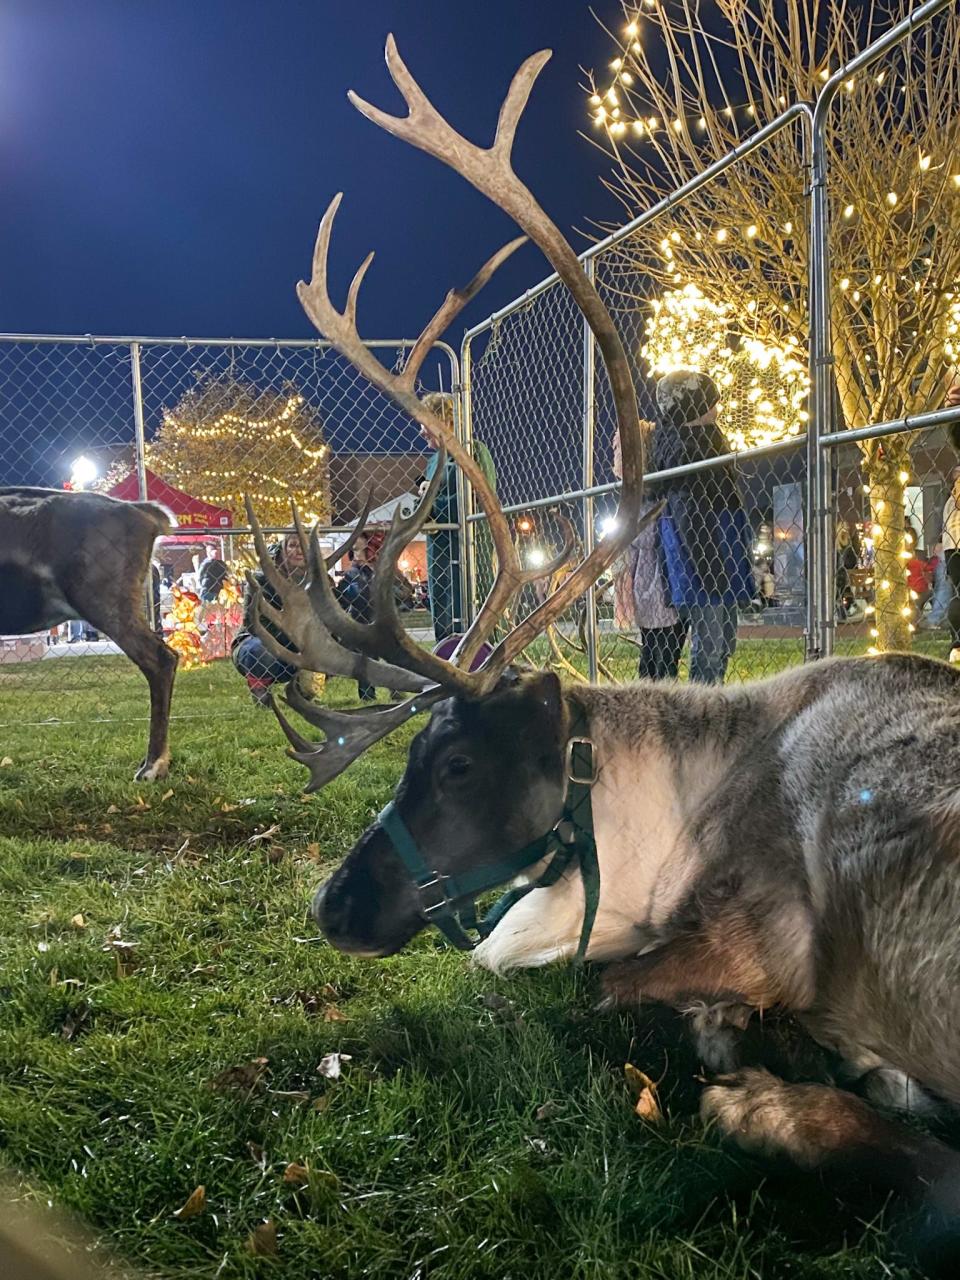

{"left": 588, "top": 0, "right": 960, "bottom": 650}
{"left": 148, "top": 374, "right": 331, "bottom": 528}
{"left": 643, "top": 284, "right": 809, "bottom": 452}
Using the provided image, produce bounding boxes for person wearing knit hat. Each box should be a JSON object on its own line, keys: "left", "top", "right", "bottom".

{"left": 651, "top": 368, "right": 754, "bottom": 684}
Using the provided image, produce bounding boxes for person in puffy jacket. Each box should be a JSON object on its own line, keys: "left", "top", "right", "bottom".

{"left": 652, "top": 370, "right": 754, "bottom": 685}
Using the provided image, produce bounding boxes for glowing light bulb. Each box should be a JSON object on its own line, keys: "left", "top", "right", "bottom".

{"left": 898, "top": 470, "right": 910, "bottom": 483}
{"left": 745, "top": 224, "right": 758, "bottom": 238}
{"left": 716, "top": 228, "right": 728, "bottom": 243}
{"left": 698, "top": 115, "right": 706, "bottom": 129}
{"left": 887, "top": 191, "right": 898, "bottom": 206}
{"left": 843, "top": 204, "right": 855, "bottom": 218}
{"left": 590, "top": 93, "right": 602, "bottom": 105}
{"left": 672, "top": 118, "right": 683, "bottom": 132}
{"left": 919, "top": 154, "right": 932, "bottom": 171}
{"left": 625, "top": 20, "right": 639, "bottom": 36}
{"left": 783, "top": 221, "right": 793, "bottom": 233}
{"left": 610, "top": 57, "right": 622, "bottom": 70}
{"left": 839, "top": 277, "right": 850, "bottom": 290}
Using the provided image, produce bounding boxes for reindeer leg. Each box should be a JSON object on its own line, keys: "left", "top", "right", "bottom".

{"left": 600, "top": 926, "right": 786, "bottom": 1071}
{"left": 83, "top": 604, "right": 178, "bottom": 781}
{"left": 702, "top": 1067, "right": 960, "bottom": 1265}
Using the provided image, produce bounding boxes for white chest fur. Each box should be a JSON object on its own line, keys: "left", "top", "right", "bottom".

{"left": 472, "top": 738, "right": 701, "bottom": 974}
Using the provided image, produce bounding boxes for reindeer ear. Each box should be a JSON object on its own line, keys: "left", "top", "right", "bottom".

{"left": 522, "top": 670, "right": 564, "bottom": 728}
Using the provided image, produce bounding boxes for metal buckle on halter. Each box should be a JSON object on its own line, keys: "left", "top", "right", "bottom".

{"left": 417, "top": 873, "right": 454, "bottom": 916}
{"left": 565, "top": 736, "right": 598, "bottom": 787}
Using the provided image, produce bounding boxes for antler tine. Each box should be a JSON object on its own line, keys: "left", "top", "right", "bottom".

{"left": 397, "top": 235, "right": 527, "bottom": 393}
{"left": 274, "top": 684, "right": 446, "bottom": 792}
{"left": 245, "top": 495, "right": 434, "bottom": 694}
{"left": 322, "top": 487, "right": 375, "bottom": 570}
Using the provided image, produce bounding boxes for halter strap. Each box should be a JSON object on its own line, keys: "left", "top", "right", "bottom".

{"left": 377, "top": 702, "right": 600, "bottom": 960}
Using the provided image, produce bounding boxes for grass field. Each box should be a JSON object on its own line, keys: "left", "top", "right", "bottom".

{"left": 0, "top": 641, "right": 946, "bottom": 1278}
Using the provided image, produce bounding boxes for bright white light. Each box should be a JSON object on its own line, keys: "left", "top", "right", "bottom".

{"left": 71, "top": 456, "right": 98, "bottom": 489}
{"left": 600, "top": 516, "right": 620, "bottom": 538}
{"left": 527, "top": 548, "right": 546, "bottom": 569}
{"left": 755, "top": 541, "right": 770, "bottom": 556}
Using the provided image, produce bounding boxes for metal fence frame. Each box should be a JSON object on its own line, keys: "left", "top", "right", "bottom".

{"left": 460, "top": 0, "right": 960, "bottom": 677}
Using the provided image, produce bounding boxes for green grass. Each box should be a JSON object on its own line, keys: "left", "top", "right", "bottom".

{"left": 0, "top": 648, "right": 936, "bottom": 1278}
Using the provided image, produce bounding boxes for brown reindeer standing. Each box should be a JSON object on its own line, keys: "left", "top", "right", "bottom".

{"left": 246, "top": 37, "right": 960, "bottom": 1261}
{"left": 0, "top": 487, "right": 178, "bottom": 779}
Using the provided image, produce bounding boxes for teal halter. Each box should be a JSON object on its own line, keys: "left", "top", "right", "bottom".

{"left": 377, "top": 711, "right": 601, "bottom": 963}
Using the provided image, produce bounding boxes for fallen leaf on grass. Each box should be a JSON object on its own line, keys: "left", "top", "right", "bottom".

{"left": 173, "top": 1186, "right": 206, "bottom": 1220}
{"left": 304, "top": 842, "right": 322, "bottom": 862}
{"left": 246, "top": 1220, "right": 278, "bottom": 1256}
{"left": 159, "top": 788, "right": 174, "bottom": 803}
{"left": 535, "top": 1100, "right": 560, "bottom": 1122}
{"left": 69, "top": 914, "right": 87, "bottom": 929}
{"left": 267, "top": 1089, "right": 310, "bottom": 1104}
{"left": 316, "top": 1052, "right": 351, "bottom": 1080}
{"left": 0, "top": 756, "right": 13, "bottom": 767}
{"left": 322, "top": 1004, "right": 349, "bottom": 1023}
{"left": 282, "top": 1162, "right": 310, "bottom": 1187}
{"left": 209, "top": 1057, "right": 269, "bottom": 1093}
{"left": 106, "top": 805, "right": 119, "bottom": 814}
{"left": 624, "top": 1063, "right": 664, "bottom": 1125}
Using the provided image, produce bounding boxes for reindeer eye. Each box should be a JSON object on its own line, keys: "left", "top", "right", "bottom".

{"left": 446, "top": 755, "right": 472, "bottom": 778}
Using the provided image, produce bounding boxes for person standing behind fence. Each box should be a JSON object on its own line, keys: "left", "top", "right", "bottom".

{"left": 419, "top": 392, "right": 497, "bottom": 641}
{"left": 612, "top": 422, "right": 686, "bottom": 678}
{"left": 652, "top": 370, "right": 754, "bottom": 685}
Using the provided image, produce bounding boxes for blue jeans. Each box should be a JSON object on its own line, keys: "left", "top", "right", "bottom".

{"left": 233, "top": 634, "right": 296, "bottom": 685}
{"left": 426, "top": 531, "right": 463, "bottom": 641}
{"left": 681, "top": 602, "right": 738, "bottom": 685}
{"left": 928, "top": 557, "right": 952, "bottom": 626}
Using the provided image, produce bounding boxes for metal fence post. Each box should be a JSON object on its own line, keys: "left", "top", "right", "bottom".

{"left": 805, "top": 109, "right": 833, "bottom": 660}
{"left": 582, "top": 258, "right": 599, "bottom": 682}
{"left": 458, "top": 337, "right": 477, "bottom": 629}
{"left": 129, "top": 340, "right": 157, "bottom": 630}
{"left": 130, "top": 341, "right": 149, "bottom": 502}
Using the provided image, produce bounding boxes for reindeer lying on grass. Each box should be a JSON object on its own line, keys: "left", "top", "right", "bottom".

{"left": 246, "top": 37, "right": 960, "bottom": 1258}
{"left": 0, "top": 487, "right": 177, "bottom": 779}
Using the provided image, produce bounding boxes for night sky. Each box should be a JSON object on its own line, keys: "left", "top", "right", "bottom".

{"left": 0, "top": 0, "right": 621, "bottom": 342}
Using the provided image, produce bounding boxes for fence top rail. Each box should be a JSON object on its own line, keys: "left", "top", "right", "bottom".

{"left": 819, "top": 404, "right": 960, "bottom": 447}
{"left": 462, "top": 102, "right": 813, "bottom": 342}
{"left": 813, "top": 0, "right": 957, "bottom": 133}
{"left": 0, "top": 333, "right": 459, "bottom": 364}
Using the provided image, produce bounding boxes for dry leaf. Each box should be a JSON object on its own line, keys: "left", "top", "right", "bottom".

{"left": 0, "top": 756, "right": 13, "bottom": 767}
{"left": 132, "top": 796, "right": 150, "bottom": 810}
{"left": 316, "top": 1052, "right": 351, "bottom": 1080}
{"left": 106, "top": 804, "right": 119, "bottom": 814}
{"left": 69, "top": 914, "right": 87, "bottom": 930}
{"left": 535, "top": 1100, "right": 560, "bottom": 1122}
{"left": 322, "top": 1004, "right": 349, "bottom": 1023}
{"left": 173, "top": 1185, "right": 206, "bottom": 1220}
{"left": 312, "top": 1094, "right": 332, "bottom": 1113}
{"left": 220, "top": 802, "right": 239, "bottom": 813}
{"left": 209, "top": 1057, "right": 269, "bottom": 1092}
{"left": 305, "top": 842, "right": 322, "bottom": 861}
{"left": 624, "top": 1064, "right": 664, "bottom": 1125}
{"left": 320, "top": 982, "right": 340, "bottom": 1000}
{"left": 246, "top": 1219, "right": 278, "bottom": 1256}
{"left": 282, "top": 1162, "right": 310, "bottom": 1187}
{"left": 160, "top": 788, "right": 174, "bottom": 803}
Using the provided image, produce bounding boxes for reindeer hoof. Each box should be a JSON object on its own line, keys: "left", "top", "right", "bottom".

{"left": 701, "top": 1068, "right": 880, "bottom": 1171}
{"left": 135, "top": 754, "right": 170, "bottom": 782}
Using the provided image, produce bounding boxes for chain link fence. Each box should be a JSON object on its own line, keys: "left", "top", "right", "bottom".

{"left": 0, "top": 337, "right": 460, "bottom": 727}
{"left": 463, "top": 109, "right": 812, "bottom": 686}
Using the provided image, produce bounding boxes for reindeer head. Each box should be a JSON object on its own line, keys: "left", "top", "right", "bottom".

{"left": 248, "top": 37, "right": 652, "bottom": 955}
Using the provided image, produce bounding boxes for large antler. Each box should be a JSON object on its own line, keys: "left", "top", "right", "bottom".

{"left": 296, "top": 38, "right": 648, "bottom": 692}
{"left": 262, "top": 36, "right": 652, "bottom": 784}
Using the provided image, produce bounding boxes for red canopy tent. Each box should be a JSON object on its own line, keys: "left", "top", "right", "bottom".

{"left": 108, "top": 469, "right": 232, "bottom": 539}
